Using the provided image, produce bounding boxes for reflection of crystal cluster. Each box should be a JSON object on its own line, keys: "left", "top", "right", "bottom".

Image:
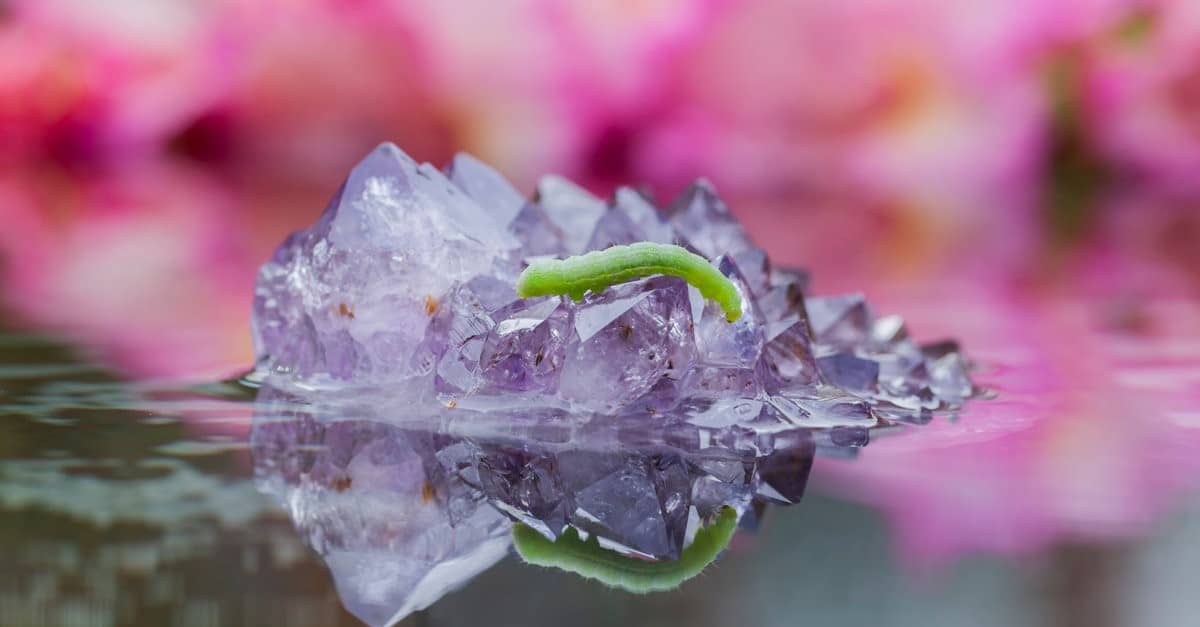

{"left": 252, "top": 143, "right": 974, "bottom": 435}
{"left": 253, "top": 413, "right": 512, "bottom": 627}
{"left": 252, "top": 405, "right": 815, "bottom": 626}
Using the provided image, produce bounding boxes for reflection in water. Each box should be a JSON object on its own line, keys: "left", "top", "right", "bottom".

{"left": 253, "top": 413, "right": 512, "bottom": 626}
{"left": 253, "top": 413, "right": 511, "bottom": 619}
{"left": 250, "top": 380, "right": 827, "bottom": 626}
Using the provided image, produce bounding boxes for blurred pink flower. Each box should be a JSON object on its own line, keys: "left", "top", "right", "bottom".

{"left": 0, "top": 163, "right": 257, "bottom": 378}
{"left": 0, "top": 0, "right": 227, "bottom": 167}
{"left": 568, "top": 0, "right": 1055, "bottom": 273}
{"left": 2, "top": 0, "right": 462, "bottom": 180}
{"left": 384, "top": 0, "right": 729, "bottom": 190}
{"left": 1079, "top": 0, "right": 1200, "bottom": 191}
{"left": 195, "top": 0, "right": 457, "bottom": 184}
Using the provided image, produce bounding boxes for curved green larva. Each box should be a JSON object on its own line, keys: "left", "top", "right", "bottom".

{"left": 511, "top": 507, "right": 738, "bottom": 594}
{"left": 516, "top": 243, "right": 743, "bottom": 322}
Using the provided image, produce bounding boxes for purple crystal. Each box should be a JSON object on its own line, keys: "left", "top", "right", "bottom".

{"left": 731, "top": 247, "right": 772, "bottom": 296}
{"left": 816, "top": 352, "right": 880, "bottom": 392}
{"left": 508, "top": 202, "right": 567, "bottom": 257}
{"left": 920, "top": 341, "right": 974, "bottom": 404}
{"left": 534, "top": 175, "right": 608, "bottom": 254}
{"left": 473, "top": 447, "right": 569, "bottom": 539}
{"left": 587, "top": 187, "right": 676, "bottom": 250}
{"left": 253, "top": 145, "right": 975, "bottom": 433}
{"left": 558, "top": 277, "right": 695, "bottom": 411}
{"left": 478, "top": 297, "right": 572, "bottom": 393}
{"left": 667, "top": 179, "right": 755, "bottom": 259}
{"left": 807, "top": 293, "right": 873, "bottom": 347}
{"left": 691, "top": 256, "right": 764, "bottom": 368}
{"left": 762, "top": 318, "right": 821, "bottom": 389}
{"left": 446, "top": 152, "right": 526, "bottom": 227}
{"left": 561, "top": 452, "right": 679, "bottom": 558}
{"left": 252, "top": 144, "right": 517, "bottom": 382}
{"left": 829, "top": 425, "right": 871, "bottom": 448}
{"left": 411, "top": 280, "right": 502, "bottom": 395}
{"left": 250, "top": 145, "right": 983, "bottom": 621}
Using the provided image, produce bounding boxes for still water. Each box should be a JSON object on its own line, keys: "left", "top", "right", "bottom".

{"left": 3, "top": 289, "right": 1200, "bottom": 627}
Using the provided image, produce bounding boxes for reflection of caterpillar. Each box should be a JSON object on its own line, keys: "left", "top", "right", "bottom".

{"left": 511, "top": 507, "right": 738, "bottom": 593}
{"left": 516, "top": 243, "right": 743, "bottom": 322}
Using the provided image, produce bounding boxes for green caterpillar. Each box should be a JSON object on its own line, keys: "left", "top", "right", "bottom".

{"left": 516, "top": 243, "right": 743, "bottom": 322}
{"left": 511, "top": 507, "right": 738, "bottom": 593}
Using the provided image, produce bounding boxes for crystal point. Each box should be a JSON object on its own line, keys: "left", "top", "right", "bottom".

{"left": 667, "top": 179, "right": 754, "bottom": 259}
{"left": 446, "top": 152, "right": 526, "bottom": 227}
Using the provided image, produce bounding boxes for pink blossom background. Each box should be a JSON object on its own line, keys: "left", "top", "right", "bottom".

{"left": 2, "top": 0, "right": 1199, "bottom": 567}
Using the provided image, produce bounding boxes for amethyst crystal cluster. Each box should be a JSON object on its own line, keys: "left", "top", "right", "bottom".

{"left": 250, "top": 144, "right": 977, "bottom": 625}
{"left": 252, "top": 143, "right": 974, "bottom": 428}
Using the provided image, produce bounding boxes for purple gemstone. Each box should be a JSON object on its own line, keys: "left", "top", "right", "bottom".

{"left": 254, "top": 146, "right": 976, "bottom": 441}
{"left": 509, "top": 202, "right": 567, "bottom": 257}
{"left": 535, "top": 175, "right": 608, "bottom": 254}
{"left": 585, "top": 204, "right": 644, "bottom": 251}
{"left": 584, "top": 186, "right": 674, "bottom": 251}
{"left": 412, "top": 282, "right": 496, "bottom": 395}
{"left": 829, "top": 425, "right": 871, "bottom": 448}
{"left": 558, "top": 277, "right": 695, "bottom": 411}
{"left": 252, "top": 143, "right": 517, "bottom": 381}
{"left": 731, "top": 247, "right": 772, "bottom": 296}
{"left": 757, "top": 279, "right": 811, "bottom": 324}
{"left": 927, "top": 351, "right": 974, "bottom": 404}
{"left": 667, "top": 179, "right": 754, "bottom": 259}
{"left": 762, "top": 316, "right": 821, "bottom": 390}
{"left": 691, "top": 255, "right": 764, "bottom": 369}
{"left": 684, "top": 366, "right": 763, "bottom": 401}
{"left": 807, "top": 293, "right": 873, "bottom": 347}
{"left": 474, "top": 446, "right": 568, "bottom": 539}
{"left": 816, "top": 352, "right": 880, "bottom": 392}
{"left": 564, "top": 453, "right": 676, "bottom": 559}
{"left": 446, "top": 152, "right": 526, "bottom": 227}
{"left": 251, "top": 146, "right": 984, "bottom": 619}
{"left": 478, "top": 297, "right": 572, "bottom": 393}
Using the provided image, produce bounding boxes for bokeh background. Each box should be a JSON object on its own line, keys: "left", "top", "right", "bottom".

{"left": 3, "top": 1, "right": 1200, "bottom": 625}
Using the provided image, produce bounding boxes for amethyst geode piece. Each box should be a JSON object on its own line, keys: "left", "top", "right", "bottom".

{"left": 250, "top": 144, "right": 980, "bottom": 625}
{"left": 251, "top": 143, "right": 974, "bottom": 430}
